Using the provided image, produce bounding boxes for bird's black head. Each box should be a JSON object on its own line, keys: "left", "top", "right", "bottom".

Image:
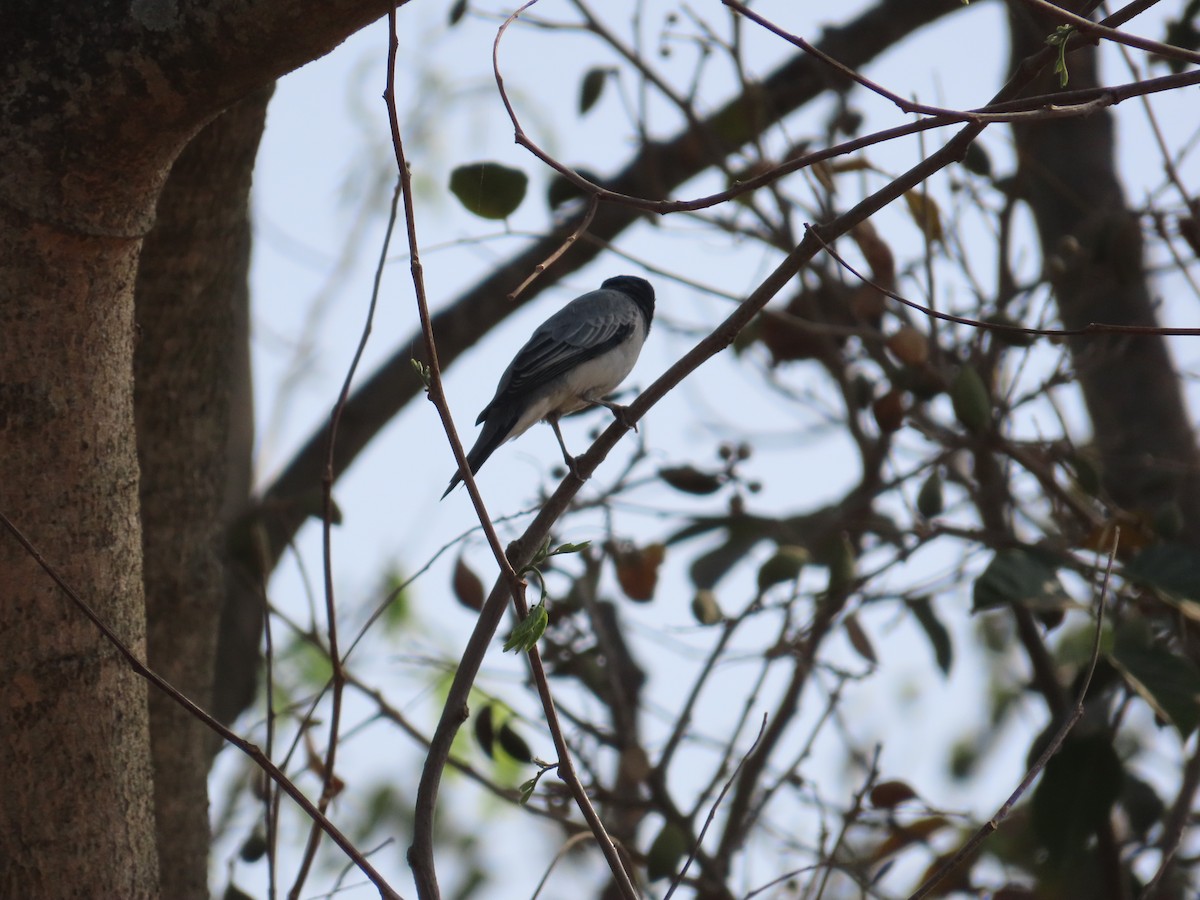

{"left": 602, "top": 275, "right": 655, "bottom": 330}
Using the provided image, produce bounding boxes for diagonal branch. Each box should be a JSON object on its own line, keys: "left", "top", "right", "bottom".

{"left": 246, "top": 0, "right": 968, "bottom": 584}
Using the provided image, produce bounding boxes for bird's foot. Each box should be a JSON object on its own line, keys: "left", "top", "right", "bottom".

{"left": 564, "top": 453, "right": 583, "bottom": 480}
{"left": 609, "top": 402, "right": 638, "bottom": 432}
{"left": 590, "top": 397, "right": 638, "bottom": 432}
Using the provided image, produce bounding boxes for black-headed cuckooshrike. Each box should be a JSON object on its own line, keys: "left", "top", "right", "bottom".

{"left": 442, "top": 275, "right": 655, "bottom": 498}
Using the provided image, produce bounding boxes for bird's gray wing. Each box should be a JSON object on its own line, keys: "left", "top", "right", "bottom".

{"left": 477, "top": 290, "right": 636, "bottom": 422}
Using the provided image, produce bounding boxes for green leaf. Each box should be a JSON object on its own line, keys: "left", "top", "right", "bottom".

{"left": 449, "top": 162, "right": 528, "bottom": 219}
{"left": 1046, "top": 25, "right": 1074, "bottom": 87}
{"left": 1111, "top": 620, "right": 1200, "bottom": 735}
{"left": 972, "top": 548, "right": 1066, "bottom": 612}
{"left": 278, "top": 636, "right": 333, "bottom": 691}
{"left": 239, "top": 829, "right": 267, "bottom": 862}
{"left": 902, "top": 189, "right": 943, "bottom": 243}
{"left": 983, "top": 312, "right": 1034, "bottom": 347}
{"left": 447, "top": 0, "right": 468, "bottom": 26}
{"left": 410, "top": 358, "right": 431, "bottom": 389}
{"left": 358, "top": 783, "right": 406, "bottom": 836}
{"left": 578, "top": 67, "right": 609, "bottom": 115}
{"left": 907, "top": 596, "right": 952, "bottom": 674}
{"left": 521, "top": 535, "right": 555, "bottom": 575}
{"left": 290, "top": 486, "right": 342, "bottom": 524}
{"left": 503, "top": 601, "right": 548, "bottom": 653}
{"left": 826, "top": 533, "right": 856, "bottom": 594}
{"left": 756, "top": 545, "right": 808, "bottom": 593}
{"left": 646, "top": 821, "right": 690, "bottom": 882}
{"left": 1032, "top": 734, "right": 1122, "bottom": 865}
{"left": 916, "top": 470, "right": 944, "bottom": 518}
{"left": 551, "top": 540, "right": 591, "bottom": 557}
{"left": 951, "top": 365, "right": 991, "bottom": 434}
{"left": 1124, "top": 542, "right": 1200, "bottom": 601}
{"left": 517, "top": 777, "right": 538, "bottom": 805}
{"left": 1064, "top": 449, "right": 1101, "bottom": 496}
{"left": 687, "top": 522, "right": 765, "bottom": 589}
{"left": 1153, "top": 501, "right": 1185, "bottom": 540}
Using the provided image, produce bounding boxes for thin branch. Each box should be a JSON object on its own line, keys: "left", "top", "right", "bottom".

{"left": 721, "top": 0, "right": 974, "bottom": 119}
{"left": 288, "top": 132, "right": 401, "bottom": 900}
{"left": 242, "top": 0, "right": 1011, "bottom": 583}
{"left": 908, "top": 528, "right": 1119, "bottom": 900}
{"left": 1013, "top": 0, "right": 1200, "bottom": 68}
{"left": 713, "top": 586, "right": 841, "bottom": 867}
{"left": 499, "top": 0, "right": 1200, "bottom": 219}
{"left": 263, "top": 575, "right": 279, "bottom": 900}
{"left": 530, "top": 832, "right": 600, "bottom": 900}
{"left": 811, "top": 226, "right": 1200, "bottom": 339}
{"left": 665, "top": 715, "right": 770, "bottom": 900}
{"left": 509, "top": 195, "right": 600, "bottom": 300}
{"left": 1139, "top": 736, "right": 1200, "bottom": 899}
{"left": 0, "top": 507, "right": 402, "bottom": 900}
{"left": 814, "top": 745, "right": 882, "bottom": 900}
{"left": 381, "top": 9, "right": 630, "bottom": 896}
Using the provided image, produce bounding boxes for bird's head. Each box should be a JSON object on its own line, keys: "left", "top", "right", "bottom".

{"left": 602, "top": 274, "right": 655, "bottom": 329}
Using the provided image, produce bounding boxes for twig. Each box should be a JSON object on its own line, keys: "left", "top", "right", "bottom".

{"left": 810, "top": 226, "right": 1200, "bottom": 340}
{"left": 1013, "top": 0, "right": 1200, "bottom": 69}
{"left": 721, "top": 0, "right": 975, "bottom": 120}
{"left": 530, "top": 832, "right": 597, "bottom": 900}
{"left": 383, "top": 16, "right": 520, "bottom": 599}
{"left": 1139, "top": 736, "right": 1200, "bottom": 898}
{"left": 287, "top": 135, "right": 401, "bottom": 900}
{"left": 664, "top": 715, "right": 770, "bottom": 900}
{"left": 907, "top": 527, "right": 1119, "bottom": 900}
{"left": 713, "top": 588, "right": 842, "bottom": 865}
{"left": 0, "top": 507, "right": 401, "bottom": 900}
{"left": 499, "top": 0, "right": 1200, "bottom": 219}
{"left": 509, "top": 195, "right": 600, "bottom": 300}
{"left": 381, "top": 9, "right": 624, "bottom": 897}
{"left": 263, "top": 576, "right": 279, "bottom": 900}
{"left": 656, "top": 618, "right": 741, "bottom": 774}
{"left": 814, "top": 745, "right": 882, "bottom": 900}
{"left": 528, "top": 646, "right": 640, "bottom": 898}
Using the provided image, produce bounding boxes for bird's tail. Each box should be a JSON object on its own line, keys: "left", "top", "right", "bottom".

{"left": 440, "top": 413, "right": 514, "bottom": 499}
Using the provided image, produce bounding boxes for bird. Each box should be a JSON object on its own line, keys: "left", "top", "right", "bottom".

{"left": 442, "top": 274, "right": 655, "bottom": 498}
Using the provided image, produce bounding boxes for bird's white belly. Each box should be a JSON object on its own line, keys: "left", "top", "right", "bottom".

{"left": 507, "top": 324, "right": 645, "bottom": 441}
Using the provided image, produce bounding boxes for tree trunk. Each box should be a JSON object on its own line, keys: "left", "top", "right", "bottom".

{"left": 1008, "top": 2, "right": 1200, "bottom": 536}
{"left": 0, "top": 205, "right": 160, "bottom": 897}
{"left": 0, "top": 1, "right": 408, "bottom": 893}
{"left": 135, "top": 85, "right": 270, "bottom": 899}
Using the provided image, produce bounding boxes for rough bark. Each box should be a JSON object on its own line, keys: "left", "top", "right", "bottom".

{"left": 1, "top": 0, "right": 399, "bottom": 237}
{"left": 0, "top": 1, "right": 401, "bottom": 892}
{"left": 0, "top": 205, "right": 159, "bottom": 897}
{"left": 1007, "top": 1, "right": 1200, "bottom": 536}
{"left": 134, "top": 85, "right": 269, "bottom": 899}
